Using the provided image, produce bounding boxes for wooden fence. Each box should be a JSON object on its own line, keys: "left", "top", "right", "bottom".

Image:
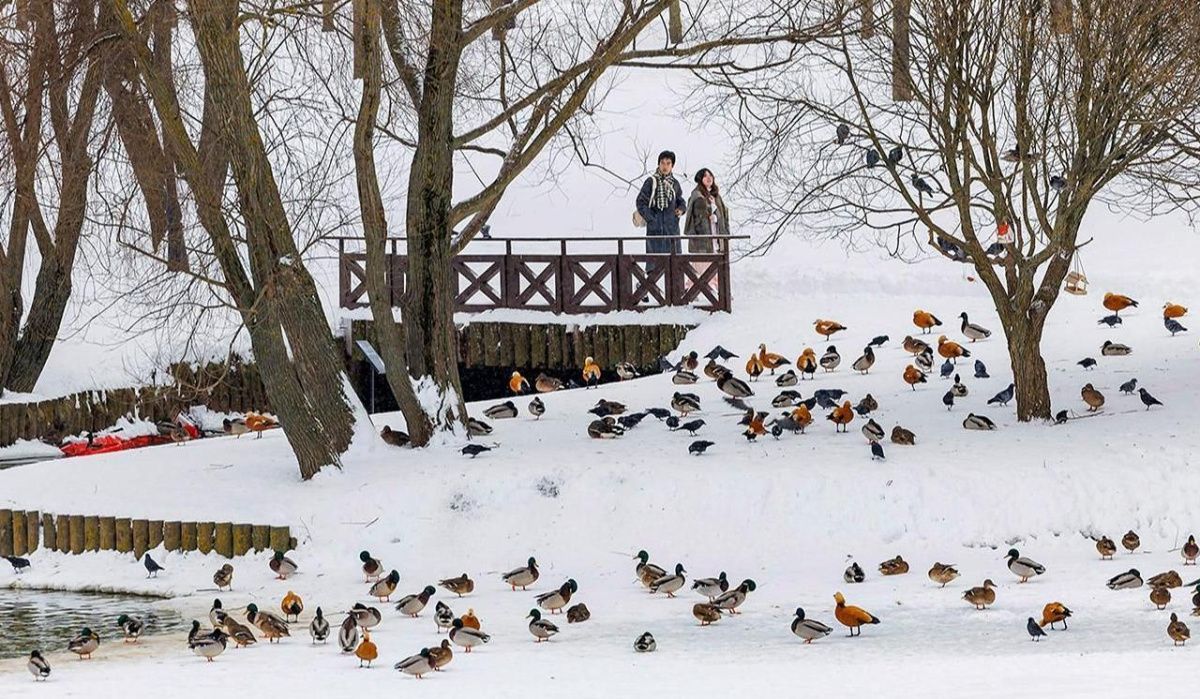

{"left": 0, "top": 508, "right": 294, "bottom": 560}
{"left": 0, "top": 356, "right": 268, "bottom": 448}
{"left": 336, "top": 235, "right": 746, "bottom": 314}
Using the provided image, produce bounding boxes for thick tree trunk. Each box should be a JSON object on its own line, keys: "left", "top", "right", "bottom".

{"left": 1000, "top": 315, "right": 1053, "bottom": 421}
{"left": 354, "top": 0, "right": 434, "bottom": 445}
{"left": 5, "top": 255, "right": 73, "bottom": 392}
{"left": 402, "top": 0, "right": 468, "bottom": 431}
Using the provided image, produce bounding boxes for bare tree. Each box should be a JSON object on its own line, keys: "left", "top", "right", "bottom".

{"left": 354, "top": 0, "right": 849, "bottom": 443}
{"left": 705, "top": 0, "right": 1200, "bottom": 420}
{"left": 0, "top": 1, "right": 106, "bottom": 395}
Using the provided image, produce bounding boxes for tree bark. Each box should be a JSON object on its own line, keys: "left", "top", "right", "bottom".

{"left": 1000, "top": 313, "right": 1052, "bottom": 421}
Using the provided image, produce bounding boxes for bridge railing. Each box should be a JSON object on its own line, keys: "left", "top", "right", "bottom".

{"left": 334, "top": 235, "right": 747, "bottom": 314}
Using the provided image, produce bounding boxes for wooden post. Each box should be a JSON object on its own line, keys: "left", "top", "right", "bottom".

{"left": 132, "top": 519, "right": 149, "bottom": 559}
{"left": 163, "top": 521, "right": 182, "bottom": 551}
{"left": 98, "top": 516, "right": 116, "bottom": 551}
{"left": 42, "top": 513, "right": 56, "bottom": 551}
{"left": 269, "top": 526, "right": 292, "bottom": 553}
{"left": 233, "top": 523, "right": 253, "bottom": 556}
{"left": 251, "top": 524, "right": 270, "bottom": 552}
{"left": 1050, "top": 0, "right": 1072, "bottom": 34}
{"left": 214, "top": 522, "right": 234, "bottom": 558}
{"left": 0, "top": 509, "right": 12, "bottom": 557}
{"left": 668, "top": 0, "right": 683, "bottom": 44}
{"left": 197, "top": 522, "right": 215, "bottom": 555}
{"left": 69, "top": 515, "right": 85, "bottom": 554}
{"left": 322, "top": 0, "right": 335, "bottom": 31}
{"left": 892, "top": 0, "right": 913, "bottom": 101}
{"left": 115, "top": 518, "right": 133, "bottom": 553}
{"left": 147, "top": 520, "right": 164, "bottom": 550}
{"left": 83, "top": 516, "right": 100, "bottom": 552}
{"left": 11, "top": 510, "right": 26, "bottom": 556}
{"left": 25, "top": 510, "right": 39, "bottom": 554}
{"left": 55, "top": 514, "right": 71, "bottom": 552}
{"left": 860, "top": 0, "right": 875, "bottom": 39}
{"left": 180, "top": 522, "right": 198, "bottom": 551}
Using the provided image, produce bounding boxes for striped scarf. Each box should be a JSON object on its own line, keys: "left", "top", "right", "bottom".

{"left": 652, "top": 172, "right": 676, "bottom": 211}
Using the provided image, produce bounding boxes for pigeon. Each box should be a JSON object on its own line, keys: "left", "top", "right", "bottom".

{"left": 1054, "top": 410, "right": 1069, "bottom": 425}
{"left": 870, "top": 442, "right": 885, "bottom": 461}
{"left": 1119, "top": 378, "right": 1138, "bottom": 395}
{"left": 843, "top": 562, "right": 866, "bottom": 583}
{"left": 835, "top": 123, "right": 850, "bottom": 144}
{"left": 1097, "top": 314, "right": 1122, "bottom": 327}
{"left": 618, "top": 413, "right": 647, "bottom": 430}
{"left": 940, "top": 358, "right": 954, "bottom": 378}
{"left": 1027, "top": 617, "right": 1047, "bottom": 642}
{"left": 1077, "top": 357, "right": 1097, "bottom": 370}
{"left": 644, "top": 407, "right": 671, "bottom": 420}
{"left": 869, "top": 335, "right": 889, "bottom": 347}
{"left": 1049, "top": 175, "right": 1067, "bottom": 192}
{"left": 658, "top": 357, "right": 676, "bottom": 372}
{"left": 1165, "top": 317, "right": 1188, "bottom": 336}
{"left": 865, "top": 148, "right": 880, "bottom": 167}
{"left": 144, "top": 553, "right": 165, "bottom": 578}
{"left": 1138, "top": 388, "right": 1163, "bottom": 410}
{"left": 985, "top": 242, "right": 1006, "bottom": 257}
{"left": 688, "top": 440, "right": 714, "bottom": 456}
{"left": 705, "top": 345, "right": 738, "bottom": 360}
{"left": 4, "top": 555, "right": 30, "bottom": 573}
{"left": 461, "top": 444, "right": 492, "bottom": 458}
{"left": 942, "top": 391, "right": 955, "bottom": 410}
{"left": 887, "top": 145, "right": 904, "bottom": 164}
{"left": 987, "top": 383, "right": 1015, "bottom": 406}
{"left": 911, "top": 174, "right": 934, "bottom": 195}
{"left": 675, "top": 419, "right": 706, "bottom": 436}
{"left": 973, "top": 360, "right": 989, "bottom": 379}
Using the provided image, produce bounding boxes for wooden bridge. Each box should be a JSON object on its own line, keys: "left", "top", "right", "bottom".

{"left": 336, "top": 235, "right": 745, "bottom": 314}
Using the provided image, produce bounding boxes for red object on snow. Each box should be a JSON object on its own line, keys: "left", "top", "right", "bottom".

{"left": 60, "top": 433, "right": 172, "bottom": 458}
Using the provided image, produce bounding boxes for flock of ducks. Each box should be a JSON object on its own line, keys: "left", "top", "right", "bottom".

{"left": 22, "top": 530, "right": 1200, "bottom": 681}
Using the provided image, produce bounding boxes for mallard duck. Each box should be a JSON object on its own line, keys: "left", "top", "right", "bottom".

{"left": 1149, "top": 571, "right": 1184, "bottom": 589}
{"left": 903, "top": 335, "right": 930, "bottom": 355}
{"left": 963, "top": 579, "right": 997, "bottom": 609}
{"left": 1101, "top": 340, "right": 1132, "bottom": 356}
{"left": 113, "top": 615, "right": 143, "bottom": 645}
{"left": 224, "top": 620, "right": 257, "bottom": 648}
{"left": 338, "top": 616, "right": 359, "bottom": 653}
{"left": 359, "top": 551, "right": 383, "bottom": 581}
{"left": 460, "top": 608, "right": 481, "bottom": 630}
{"left": 535, "top": 373, "right": 563, "bottom": 392}
{"left": 775, "top": 369, "right": 799, "bottom": 387}
{"left": 928, "top": 562, "right": 960, "bottom": 587}
{"left": 693, "top": 603, "right": 723, "bottom": 625}
{"left": 650, "top": 564, "right": 687, "bottom": 597}
{"left": 814, "top": 319, "right": 847, "bottom": 340}
{"left": 634, "top": 631, "right": 657, "bottom": 652}
{"left": 818, "top": 345, "right": 841, "bottom": 373}
{"left": 1095, "top": 536, "right": 1117, "bottom": 560}
{"left": 223, "top": 417, "right": 250, "bottom": 437}
{"left": 671, "top": 392, "right": 701, "bottom": 415}
{"left": 851, "top": 346, "right": 875, "bottom": 374}
{"left": 430, "top": 601, "right": 455, "bottom": 634}
{"left": 350, "top": 603, "right": 382, "bottom": 628}
{"left": 566, "top": 603, "right": 591, "bottom": 623}
{"left": 269, "top": 551, "right": 298, "bottom": 579}
{"left": 503, "top": 557, "right": 539, "bottom": 591}
{"left": 692, "top": 571, "right": 729, "bottom": 601}
{"left": 310, "top": 607, "right": 330, "bottom": 643}
{"left": 958, "top": 312, "right": 992, "bottom": 342}
{"left": 833, "top": 592, "right": 880, "bottom": 636}
{"left": 950, "top": 374, "right": 969, "bottom": 397}
{"left": 1151, "top": 586, "right": 1172, "bottom": 610}
{"left": 426, "top": 638, "right": 454, "bottom": 671}
{"left": 703, "top": 358, "right": 727, "bottom": 380}
{"left": 355, "top": 630, "right": 378, "bottom": 667}
{"left": 450, "top": 618, "right": 490, "bottom": 652}
{"left": 369, "top": 570, "right": 401, "bottom": 601}
{"left": 862, "top": 418, "right": 885, "bottom": 443}
{"left": 1040, "top": 602, "right": 1072, "bottom": 629}
{"left": 213, "top": 563, "right": 233, "bottom": 591}
{"left": 673, "top": 369, "right": 699, "bottom": 385}
{"left": 27, "top": 650, "right": 51, "bottom": 680}
{"left": 1168, "top": 613, "right": 1191, "bottom": 645}
{"left": 245, "top": 603, "right": 290, "bottom": 643}
{"left": 791, "top": 607, "right": 833, "bottom": 643}
{"left": 526, "top": 609, "right": 560, "bottom": 642}
{"left": 712, "top": 579, "right": 756, "bottom": 614}
{"left": 67, "top": 628, "right": 100, "bottom": 659}
{"left": 528, "top": 396, "right": 545, "bottom": 418}
{"left": 380, "top": 425, "right": 409, "bottom": 447}
{"left": 915, "top": 348, "right": 934, "bottom": 373}
{"left": 509, "top": 370, "right": 530, "bottom": 394}
{"left": 717, "top": 372, "right": 754, "bottom": 399}
{"left": 466, "top": 417, "right": 493, "bottom": 437}
{"left": 590, "top": 399, "right": 628, "bottom": 417}
{"left": 394, "top": 648, "right": 434, "bottom": 677}
{"left": 635, "top": 550, "right": 667, "bottom": 588}
{"left": 963, "top": 413, "right": 996, "bottom": 430}
{"left": 587, "top": 417, "right": 623, "bottom": 439}
{"left": 878, "top": 556, "right": 909, "bottom": 576}
{"left": 1007, "top": 549, "right": 1045, "bottom": 582}
{"left": 615, "top": 362, "right": 639, "bottom": 381}
{"left": 396, "top": 585, "right": 436, "bottom": 617}
{"left": 844, "top": 562, "right": 866, "bottom": 583}
{"left": 536, "top": 579, "right": 578, "bottom": 613}
{"left": 1184, "top": 535, "right": 1199, "bottom": 565}
{"left": 281, "top": 591, "right": 304, "bottom": 622}
{"left": 1107, "top": 568, "right": 1143, "bottom": 590}
{"left": 891, "top": 425, "right": 916, "bottom": 445}
{"left": 189, "top": 627, "right": 228, "bottom": 662}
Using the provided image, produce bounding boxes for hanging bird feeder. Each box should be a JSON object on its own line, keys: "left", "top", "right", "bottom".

{"left": 996, "top": 219, "right": 1014, "bottom": 245}
{"left": 1064, "top": 255, "right": 1088, "bottom": 296}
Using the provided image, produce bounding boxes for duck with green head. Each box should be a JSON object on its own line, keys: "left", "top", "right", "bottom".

{"left": 502, "top": 557, "right": 539, "bottom": 591}
{"left": 526, "top": 609, "right": 559, "bottom": 642}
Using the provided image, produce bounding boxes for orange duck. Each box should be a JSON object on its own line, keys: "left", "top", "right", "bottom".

{"left": 245, "top": 413, "right": 278, "bottom": 438}
{"left": 1039, "top": 602, "right": 1073, "bottom": 630}
{"left": 826, "top": 401, "right": 854, "bottom": 433}
{"left": 744, "top": 413, "right": 768, "bottom": 440}
{"left": 790, "top": 405, "right": 813, "bottom": 432}
{"left": 1164, "top": 302, "right": 1188, "bottom": 319}
{"left": 281, "top": 590, "right": 304, "bottom": 622}
{"left": 582, "top": 356, "right": 602, "bottom": 388}
{"left": 937, "top": 335, "right": 970, "bottom": 362}
{"left": 833, "top": 592, "right": 880, "bottom": 637}
{"left": 355, "top": 629, "right": 378, "bottom": 667}
{"left": 460, "top": 609, "right": 481, "bottom": 630}
{"left": 814, "top": 319, "right": 847, "bottom": 340}
{"left": 757, "top": 344, "right": 790, "bottom": 374}
{"left": 745, "top": 353, "right": 764, "bottom": 381}
{"left": 912, "top": 309, "right": 942, "bottom": 334}
{"left": 797, "top": 348, "right": 818, "bottom": 379}
{"left": 903, "top": 364, "right": 927, "bottom": 390}
{"left": 508, "top": 371, "right": 529, "bottom": 394}
{"left": 1103, "top": 292, "right": 1138, "bottom": 315}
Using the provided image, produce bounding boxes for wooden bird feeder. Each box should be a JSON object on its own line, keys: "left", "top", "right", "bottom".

{"left": 1064, "top": 270, "right": 1088, "bottom": 295}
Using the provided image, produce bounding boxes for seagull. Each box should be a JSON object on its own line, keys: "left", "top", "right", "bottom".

{"left": 1138, "top": 388, "right": 1163, "bottom": 410}
{"left": 987, "top": 383, "right": 1015, "bottom": 406}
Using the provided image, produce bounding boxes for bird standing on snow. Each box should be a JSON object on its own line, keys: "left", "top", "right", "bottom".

{"left": 942, "top": 391, "right": 955, "bottom": 411}
{"left": 928, "top": 562, "right": 959, "bottom": 587}
{"left": 844, "top": 562, "right": 866, "bottom": 584}
{"left": 1183, "top": 535, "right": 1199, "bottom": 566}
{"left": 435, "top": 601, "right": 455, "bottom": 633}
{"left": 1122, "top": 530, "right": 1141, "bottom": 554}
{"left": 450, "top": 618, "right": 491, "bottom": 652}
{"left": 940, "top": 358, "right": 954, "bottom": 379}
{"left": 396, "top": 585, "right": 437, "bottom": 617}
{"left": 535, "top": 579, "right": 578, "bottom": 613}
{"left": 526, "top": 609, "right": 560, "bottom": 642}
{"left": 861, "top": 418, "right": 884, "bottom": 443}
{"left": 913, "top": 309, "right": 942, "bottom": 334}
{"left": 1040, "top": 602, "right": 1072, "bottom": 630}
{"left": 310, "top": 608, "right": 330, "bottom": 643}
{"left": 527, "top": 396, "right": 545, "bottom": 419}
{"left": 693, "top": 603, "right": 723, "bottom": 626}
{"left": 438, "top": 573, "right": 475, "bottom": 597}
{"left": 937, "top": 335, "right": 970, "bottom": 363}
{"left": 1165, "top": 317, "right": 1188, "bottom": 336}
{"left": 814, "top": 319, "right": 848, "bottom": 340}
{"left": 117, "top": 614, "right": 143, "bottom": 643}
{"left": 503, "top": 557, "right": 539, "bottom": 591}
{"left": 820, "top": 346, "right": 841, "bottom": 372}
{"left": 1097, "top": 314, "right": 1122, "bottom": 327}
{"left": 963, "top": 579, "right": 996, "bottom": 609}
{"left": 915, "top": 348, "right": 935, "bottom": 373}
{"left": 852, "top": 346, "right": 875, "bottom": 374}
{"left": 974, "top": 360, "right": 989, "bottom": 379}
{"left": 958, "top": 313, "right": 992, "bottom": 342}
{"left": 711, "top": 579, "right": 756, "bottom": 614}
{"left": 1027, "top": 617, "right": 1047, "bottom": 642}
{"left": 688, "top": 440, "right": 715, "bottom": 455}
{"left": 212, "top": 563, "right": 233, "bottom": 591}
{"left": 5, "top": 555, "right": 30, "bottom": 574}
{"left": 68, "top": 628, "right": 100, "bottom": 659}
{"left": 879, "top": 556, "right": 908, "bottom": 575}
{"left": 269, "top": 551, "right": 298, "bottom": 579}
{"left": 1168, "top": 614, "right": 1190, "bottom": 645}
{"left": 791, "top": 608, "right": 833, "bottom": 644}
{"left": 143, "top": 553, "right": 164, "bottom": 578}
{"left": 1081, "top": 384, "right": 1105, "bottom": 412}
{"left": 869, "top": 335, "right": 889, "bottom": 347}
{"left": 693, "top": 572, "right": 729, "bottom": 601}
{"left": 1007, "top": 548, "right": 1046, "bottom": 583}
{"left": 28, "top": 650, "right": 50, "bottom": 680}
{"left": 461, "top": 443, "right": 493, "bottom": 457}
{"left": 1078, "top": 357, "right": 1097, "bottom": 370}
{"left": 1138, "top": 388, "right": 1163, "bottom": 410}
{"left": 281, "top": 590, "right": 304, "bottom": 622}
{"left": 1119, "top": 378, "right": 1138, "bottom": 395}
{"left": 1095, "top": 536, "right": 1117, "bottom": 560}
{"left": 870, "top": 442, "right": 885, "bottom": 461}
{"left": 1102, "top": 292, "right": 1138, "bottom": 316}
{"left": 827, "top": 401, "right": 854, "bottom": 432}
{"left": 833, "top": 592, "right": 880, "bottom": 637}
{"left": 951, "top": 374, "right": 968, "bottom": 398}
{"left": 903, "top": 364, "right": 928, "bottom": 390}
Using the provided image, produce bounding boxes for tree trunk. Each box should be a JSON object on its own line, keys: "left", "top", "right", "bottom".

{"left": 402, "top": 0, "right": 468, "bottom": 431}
{"left": 5, "top": 253, "right": 74, "bottom": 392}
{"left": 354, "top": 0, "right": 434, "bottom": 444}
{"left": 1000, "top": 313, "right": 1053, "bottom": 421}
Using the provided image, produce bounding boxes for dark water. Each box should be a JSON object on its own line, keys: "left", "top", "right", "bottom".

{"left": 0, "top": 588, "right": 186, "bottom": 659}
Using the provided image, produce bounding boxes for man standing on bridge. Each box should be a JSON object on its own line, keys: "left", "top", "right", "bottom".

{"left": 636, "top": 150, "right": 686, "bottom": 255}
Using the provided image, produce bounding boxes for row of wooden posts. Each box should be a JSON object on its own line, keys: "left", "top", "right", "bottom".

{"left": 0, "top": 509, "right": 294, "bottom": 561}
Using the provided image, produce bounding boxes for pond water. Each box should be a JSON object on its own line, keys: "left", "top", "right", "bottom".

{"left": 0, "top": 588, "right": 187, "bottom": 659}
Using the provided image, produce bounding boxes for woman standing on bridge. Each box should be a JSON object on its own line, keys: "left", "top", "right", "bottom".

{"left": 684, "top": 168, "right": 729, "bottom": 253}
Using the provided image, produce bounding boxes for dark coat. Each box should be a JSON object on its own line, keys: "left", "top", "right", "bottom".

{"left": 636, "top": 174, "right": 685, "bottom": 253}
{"left": 683, "top": 187, "right": 730, "bottom": 253}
